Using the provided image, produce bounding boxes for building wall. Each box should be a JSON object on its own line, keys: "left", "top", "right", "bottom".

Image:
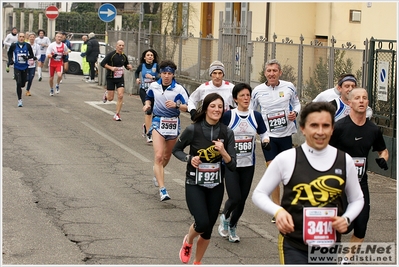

{"left": 200, "top": 2, "right": 397, "bottom": 47}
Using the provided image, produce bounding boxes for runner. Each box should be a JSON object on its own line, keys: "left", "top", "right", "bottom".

{"left": 7, "top": 32, "right": 34, "bottom": 107}
{"left": 135, "top": 49, "right": 160, "bottom": 143}
{"left": 143, "top": 60, "right": 189, "bottom": 201}
{"left": 35, "top": 29, "right": 51, "bottom": 81}
{"left": 252, "top": 101, "right": 364, "bottom": 264}
{"left": 329, "top": 88, "right": 389, "bottom": 263}
{"left": 100, "top": 40, "right": 133, "bottom": 121}
{"left": 218, "top": 83, "right": 270, "bottom": 243}
{"left": 46, "top": 32, "right": 69, "bottom": 96}
{"left": 250, "top": 59, "right": 301, "bottom": 208}
{"left": 26, "top": 32, "right": 41, "bottom": 96}
{"left": 172, "top": 93, "right": 236, "bottom": 264}
{"left": 187, "top": 61, "right": 235, "bottom": 120}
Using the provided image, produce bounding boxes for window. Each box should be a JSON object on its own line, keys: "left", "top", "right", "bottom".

{"left": 350, "top": 10, "right": 361, "bottom": 22}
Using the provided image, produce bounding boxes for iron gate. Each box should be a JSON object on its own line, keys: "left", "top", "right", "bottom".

{"left": 366, "top": 38, "right": 397, "bottom": 179}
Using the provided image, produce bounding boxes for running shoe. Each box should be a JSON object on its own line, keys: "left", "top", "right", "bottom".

{"left": 38, "top": 76, "right": 42, "bottom": 81}
{"left": 218, "top": 214, "right": 229, "bottom": 238}
{"left": 142, "top": 123, "right": 147, "bottom": 138}
{"left": 50, "top": 89, "right": 54, "bottom": 96}
{"left": 102, "top": 91, "right": 108, "bottom": 103}
{"left": 152, "top": 177, "right": 159, "bottom": 187}
{"left": 228, "top": 226, "right": 240, "bottom": 243}
{"left": 6, "top": 66, "right": 10, "bottom": 73}
{"left": 55, "top": 84, "right": 60, "bottom": 94}
{"left": 25, "top": 91, "right": 31, "bottom": 96}
{"left": 159, "top": 187, "right": 170, "bottom": 201}
{"left": 146, "top": 134, "right": 153, "bottom": 143}
{"left": 17, "top": 99, "right": 23, "bottom": 107}
{"left": 179, "top": 234, "right": 192, "bottom": 264}
{"left": 113, "top": 113, "right": 121, "bottom": 121}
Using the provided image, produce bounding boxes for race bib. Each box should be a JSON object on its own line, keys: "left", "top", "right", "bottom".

{"left": 28, "top": 58, "right": 35, "bottom": 66}
{"left": 266, "top": 110, "right": 287, "bottom": 132}
{"left": 303, "top": 207, "right": 337, "bottom": 247}
{"left": 17, "top": 53, "right": 27, "bottom": 64}
{"left": 234, "top": 135, "right": 254, "bottom": 156}
{"left": 352, "top": 157, "right": 366, "bottom": 181}
{"left": 144, "top": 78, "right": 153, "bottom": 90}
{"left": 195, "top": 162, "right": 221, "bottom": 187}
{"left": 113, "top": 67, "right": 124, "bottom": 78}
{"left": 159, "top": 117, "right": 178, "bottom": 136}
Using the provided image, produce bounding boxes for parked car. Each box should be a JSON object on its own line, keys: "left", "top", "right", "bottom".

{"left": 68, "top": 40, "right": 108, "bottom": 75}
{"left": 68, "top": 40, "right": 135, "bottom": 75}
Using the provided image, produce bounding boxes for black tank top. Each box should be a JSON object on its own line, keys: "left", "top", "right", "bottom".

{"left": 282, "top": 146, "right": 346, "bottom": 251}
{"left": 185, "top": 122, "right": 228, "bottom": 184}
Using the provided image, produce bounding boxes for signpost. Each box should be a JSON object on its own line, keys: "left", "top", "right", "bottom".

{"left": 98, "top": 3, "right": 117, "bottom": 23}
{"left": 45, "top": 5, "right": 59, "bottom": 20}
{"left": 45, "top": 5, "right": 59, "bottom": 40}
{"left": 98, "top": 3, "right": 117, "bottom": 49}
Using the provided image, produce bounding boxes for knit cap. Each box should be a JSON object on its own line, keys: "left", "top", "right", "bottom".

{"left": 209, "top": 60, "right": 225, "bottom": 76}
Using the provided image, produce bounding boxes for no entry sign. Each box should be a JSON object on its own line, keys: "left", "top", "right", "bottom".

{"left": 45, "top": 5, "right": 59, "bottom": 20}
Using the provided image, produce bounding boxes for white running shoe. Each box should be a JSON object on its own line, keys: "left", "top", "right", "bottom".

{"left": 159, "top": 187, "right": 171, "bottom": 201}
{"left": 218, "top": 214, "right": 229, "bottom": 238}
{"left": 113, "top": 113, "right": 121, "bottom": 121}
{"left": 228, "top": 226, "right": 240, "bottom": 243}
{"left": 152, "top": 177, "right": 159, "bottom": 187}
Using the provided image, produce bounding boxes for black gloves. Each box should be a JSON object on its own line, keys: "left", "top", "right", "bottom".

{"left": 8, "top": 59, "right": 14, "bottom": 65}
{"left": 190, "top": 109, "right": 197, "bottom": 121}
{"left": 33, "top": 56, "right": 37, "bottom": 61}
{"left": 52, "top": 53, "right": 59, "bottom": 59}
{"left": 21, "top": 55, "right": 28, "bottom": 60}
{"left": 80, "top": 52, "right": 86, "bottom": 57}
{"left": 375, "top": 158, "right": 388, "bottom": 170}
{"left": 261, "top": 141, "right": 271, "bottom": 151}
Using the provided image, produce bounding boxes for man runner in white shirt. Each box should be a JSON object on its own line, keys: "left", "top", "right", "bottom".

{"left": 250, "top": 59, "right": 301, "bottom": 207}
{"left": 187, "top": 61, "right": 235, "bottom": 120}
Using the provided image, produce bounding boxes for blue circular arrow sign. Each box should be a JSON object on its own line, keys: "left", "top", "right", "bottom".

{"left": 98, "top": 3, "right": 117, "bottom": 23}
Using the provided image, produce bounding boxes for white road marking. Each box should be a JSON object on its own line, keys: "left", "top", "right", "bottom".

{"left": 81, "top": 121, "right": 152, "bottom": 163}
{"left": 85, "top": 101, "right": 116, "bottom": 116}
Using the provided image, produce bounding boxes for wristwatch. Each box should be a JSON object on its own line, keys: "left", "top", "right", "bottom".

{"left": 294, "top": 111, "right": 298, "bottom": 117}
{"left": 176, "top": 102, "right": 181, "bottom": 109}
{"left": 343, "top": 216, "right": 350, "bottom": 226}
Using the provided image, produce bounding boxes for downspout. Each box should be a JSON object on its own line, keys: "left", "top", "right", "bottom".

{"left": 264, "top": 2, "right": 270, "bottom": 63}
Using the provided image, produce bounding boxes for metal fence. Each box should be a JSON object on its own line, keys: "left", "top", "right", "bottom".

{"left": 107, "top": 24, "right": 370, "bottom": 104}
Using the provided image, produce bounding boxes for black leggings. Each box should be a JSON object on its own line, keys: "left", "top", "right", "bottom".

{"left": 346, "top": 180, "right": 370, "bottom": 239}
{"left": 139, "top": 88, "right": 153, "bottom": 115}
{"left": 185, "top": 183, "right": 224, "bottom": 240}
{"left": 14, "top": 68, "right": 27, "bottom": 100}
{"left": 222, "top": 165, "right": 255, "bottom": 227}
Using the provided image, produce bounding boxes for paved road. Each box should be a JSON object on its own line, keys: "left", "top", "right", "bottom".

{"left": 2, "top": 66, "right": 397, "bottom": 265}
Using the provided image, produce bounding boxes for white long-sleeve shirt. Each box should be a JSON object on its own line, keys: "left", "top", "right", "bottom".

{"left": 252, "top": 142, "right": 364, "bottom": 223}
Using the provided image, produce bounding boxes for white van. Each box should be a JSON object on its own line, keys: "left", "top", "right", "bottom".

{"left": 68, "top": 40, "right": 108, "bottom": 75}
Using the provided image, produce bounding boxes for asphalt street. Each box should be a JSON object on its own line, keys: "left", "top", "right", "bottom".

{"left": 2, "top": 65, "right": 397, "bottom": 266}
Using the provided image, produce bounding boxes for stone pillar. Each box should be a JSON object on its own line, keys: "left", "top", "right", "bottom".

{"left": 29, "top": 11, "right": 34, "bottom": 32}
{"left": 38, "top": 13, "right": 43, "bottom": 31}
{"left": 20, "top": 11, "right": 24, "bottom": 33}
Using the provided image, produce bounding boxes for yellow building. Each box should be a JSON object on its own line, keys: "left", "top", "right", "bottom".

{"left": 167, "top": 2, "right": 397, "bottom": 48}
